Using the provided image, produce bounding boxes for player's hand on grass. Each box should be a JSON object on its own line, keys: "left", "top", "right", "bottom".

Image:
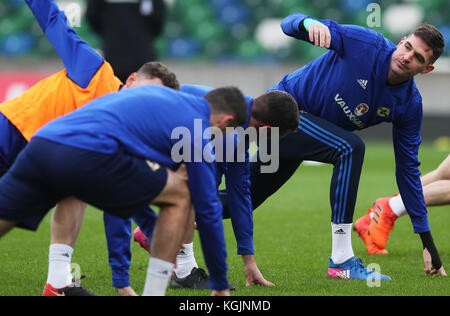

{"left": 211, "top": 289, "right": 230, "bottom": 296}
{"left": 243, "top": 254, "right": 275, "bottom": 287}
{"left": 423, "top": 248, "right": 447, "bottom": 276}
{"left": 308, "top": 23, "right": 331, "bottom": 48}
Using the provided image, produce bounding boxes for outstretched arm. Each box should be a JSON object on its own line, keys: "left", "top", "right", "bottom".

{"left": 224, "top": 133, "right": 274, "bottom": 287}
{"left": 393, "top": 107, "right": 444, "bottom": 275}
{"left": 25, "top": 0, "right": 103, "bottom": 88}
{"left": 281, "top": 13, "right": 383, "bottom": 58}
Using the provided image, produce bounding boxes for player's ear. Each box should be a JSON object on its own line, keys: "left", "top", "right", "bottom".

{"left": 124, "top": 72, "right": 138, "bottom": 88}
{"left": 221, "top": 114, "right": 235, "bottom": 127}
{"left": 421, "top": 64, "right": 435, "bottom": 75}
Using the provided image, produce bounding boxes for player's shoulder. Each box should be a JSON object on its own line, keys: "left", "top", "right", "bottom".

{"left": 340, "top": 24, "right": 386, "bottom": 49}
{"left": 405, "top": 80, "right": 423, "bottom": 106}
{"left": 392, "top": 81, "right": 423, "bottom": 124}
{"left": 136, "top": 85, "right": 209, "bottom": 114}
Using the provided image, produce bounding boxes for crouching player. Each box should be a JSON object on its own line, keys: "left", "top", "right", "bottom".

{"left": 0, "top": 85, "right": 249, "bottom": 296}
{"left": 109, "top": 84, "right": 300, "bottom": 292}
{"left": 1, "top": 0, "right": 178, "bottom": 296}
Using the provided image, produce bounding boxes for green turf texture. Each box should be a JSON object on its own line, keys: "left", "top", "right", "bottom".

{"left": 0, "top": 141, "right": 448, "bottom": 296}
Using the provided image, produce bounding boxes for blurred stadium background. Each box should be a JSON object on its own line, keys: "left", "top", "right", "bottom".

{"left": 0, "top": 0, "right": 449, "bottom": 143}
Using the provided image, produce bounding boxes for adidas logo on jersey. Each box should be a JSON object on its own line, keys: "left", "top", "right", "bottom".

{"left": 357, "top": 79, "right": 368, "bottom": 90}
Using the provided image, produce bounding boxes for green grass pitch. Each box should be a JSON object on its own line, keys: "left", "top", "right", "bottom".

{"left": 0, "top": 141, "right": 448, "bottom": 296}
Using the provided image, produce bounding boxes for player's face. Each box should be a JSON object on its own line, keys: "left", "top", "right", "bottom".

{"left": 389, "top": 34, "right": 435, "bottom": 82}
{"left": 123, "top": 73, "right": 164, "bottom": 89}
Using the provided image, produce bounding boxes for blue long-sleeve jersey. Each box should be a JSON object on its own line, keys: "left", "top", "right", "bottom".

{"left": 25, "top": 0, "right": 104, "bottom": 88}
{"left": 181, "top": 84, "right": 254, "bottom": 255}
{"left": 35, "top": 85, "right": 229, "bottom": 290}
{"left": 274, "top": 14, "right": 429, "bottom": 233}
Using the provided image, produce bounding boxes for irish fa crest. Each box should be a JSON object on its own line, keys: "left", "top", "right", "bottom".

{"left": 377, "top": 107, "right": 391, "bottom": 118}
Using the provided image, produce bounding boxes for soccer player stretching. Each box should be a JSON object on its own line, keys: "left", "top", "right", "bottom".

{"left": 225, "top": 13, "right": 446, "bottom": 279}
{"left": 0, "top": 85, "right": 249, "bottom": 296}
{"left": 0, "top": 0, "right": 179, "bottom": 296}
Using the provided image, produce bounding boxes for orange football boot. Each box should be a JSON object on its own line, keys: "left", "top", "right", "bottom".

{"left": 355, "top": 209, "right": 388, "bottom": 255}
{"left": 42, "top": 283, "right": 97, "bottom": 296}
{"left": 367, "top": 197, "right": 398, "bottom": 250}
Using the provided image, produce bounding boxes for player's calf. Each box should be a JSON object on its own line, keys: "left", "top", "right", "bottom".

{"left": 0, "top": 219, "right": 15, "bottom": 238}
{"left": 143, "top": 164, "right": 191, "bottom": 296}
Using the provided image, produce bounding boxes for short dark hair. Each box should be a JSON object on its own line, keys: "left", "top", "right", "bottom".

{"left": 252, "top": 90, "right": 300, "bottom": 137}
{"left": 205, "top": 87, "right": 248, "bottom": 127}
{"left": 137, "top": 62, "right": 180, "bottom": 90}
{"left": 411, "top": 24, "right": 445, "bottom": 64}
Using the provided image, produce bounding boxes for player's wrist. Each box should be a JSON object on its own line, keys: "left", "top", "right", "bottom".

{"left": 302, "top": 18, "right": 324, "bottom": 32}
{"left": 242, "top": 254, "right": 256, "bottom": 265}
{"left": 420, "top": 231, "right": 442, "bottom": 270}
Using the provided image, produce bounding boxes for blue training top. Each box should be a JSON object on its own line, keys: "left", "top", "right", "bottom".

{"left": 35, "top": 85, "right": 229, "bottom": 290}
{"left": 181, "top": 84, "right": 255, "bottom": 255}
{"left": 25, "top": 0, "right": 104, "bottom": 88}
{"left": 271, "top": 13, "right": 429, "bottom": 234}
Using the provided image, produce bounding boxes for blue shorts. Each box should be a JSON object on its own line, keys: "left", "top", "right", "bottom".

{"left": 0, "top": 138, "right": 168, "bottom": 231}
{"left": 0, "top": 112, "right": 28, "bottom": 177}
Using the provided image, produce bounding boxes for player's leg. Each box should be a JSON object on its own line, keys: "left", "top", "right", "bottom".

{"left": 44, "top": 143, "right": 188, "bottom": 296}
{"left": 132, "top": 206, "right": 158, "bottom": 252}
{"left": 133, "top": 204, "right": 210, "bottom": 290}
{"left": 132, "top": 205, "right": 207, "bottom": 291}
{"left": 0, "top": 139, "right": 66, "bottom": 245}
{"left": 104, "top": 206, "right": 158, "bottom": 296}
{"left": 175, "top": 206, "right": 196, "bottom": 277}
{"left": 0, "top": 220, "right": 15, "bottom": 238}
{"left": 148, "top": 166, "right": 190, "bottom": 262}
{"left": 294, "top": 114, "right": 366, "bottom": 266}
{"left": 249, "top": 153, "right": 302, "bottom": 211}
{"left": 50, "top": 198, "right": 87, "bottom": 247}
{"left": 400, "top": 154, "right": 450, "bottom": 207}
{"left": 45, "top": 198, "right": 88, "bottom": 292}
{"left": 365, "top": 155, "right": 450, "bottom": 251}
{"left": 253, "top": 112, "right": 386, "bottom": 279}
{"left": 41, "top": 143, "right": 189, "bottom": 296}
{"left": 420, "top": 154, "right": 450, "bottom": 186}
{"left": 297, "top": 115, "right": 389, "bottom": 279}
{"left": 225, "top": 112, "right": 380, "bottom": 278}
{"left": 421, "top": 155, "right": 450, "bottom": 205}
{"left": 103, "top": 213, "right": 138, "bottom": 296}
{"left": 422, "top": 180, "right": 450, "bottom": 205}
{"left": 0, "top": 140, "right": 65, "bottom": 232}
{"left": 168, "top": 206, "right": 209, "bottom": 289}
{"left": 372, "top": 155, "right": 450, "bottom": 219}
{"left": 0, "top": 112, "right": 29, "bottom": 238}
{"left": 143, "top": 165, "right": 192, "bottom": 296}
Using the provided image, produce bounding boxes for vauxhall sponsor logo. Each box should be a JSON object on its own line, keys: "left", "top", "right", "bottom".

{"left": 334, "top": 93, "right": 366, "bottom": 129}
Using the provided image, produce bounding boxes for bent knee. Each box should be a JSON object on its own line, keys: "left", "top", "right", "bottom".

{"left": 348, "top": 134, "right": 365, "bottom": 155}
{"left": 334, "top": 133, "right": 365, "bottom": 162}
